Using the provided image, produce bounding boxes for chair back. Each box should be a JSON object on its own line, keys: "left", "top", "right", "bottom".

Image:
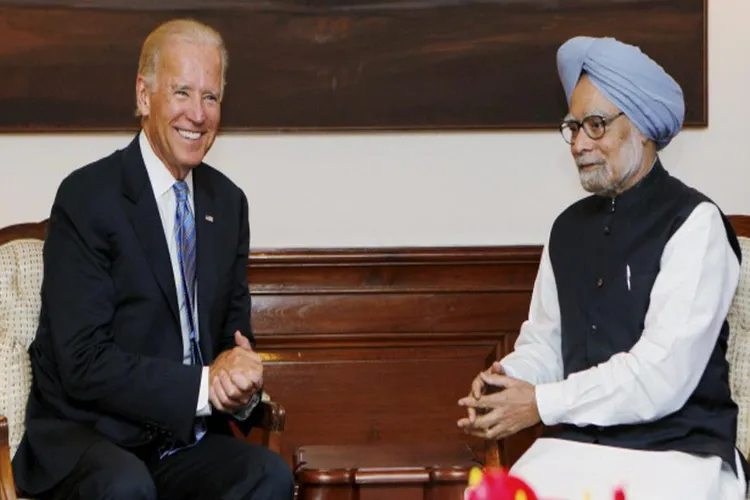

{"left": 0, "top": 222, "right": 46, "bottom": 459}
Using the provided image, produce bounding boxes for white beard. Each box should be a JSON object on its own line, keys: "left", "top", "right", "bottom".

{"left": 577, "top": 131, "right": 644, "bottom": 197}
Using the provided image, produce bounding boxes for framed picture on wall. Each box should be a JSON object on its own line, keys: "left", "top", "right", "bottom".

{"left": 0, "top": 0, "right": 706, "bottom": 132}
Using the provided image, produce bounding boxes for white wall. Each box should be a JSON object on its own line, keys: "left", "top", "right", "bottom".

{"left": 1, "top": 0, "right": 748, "bottom": 249}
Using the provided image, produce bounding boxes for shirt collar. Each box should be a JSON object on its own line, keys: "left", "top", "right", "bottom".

{"left": 139, "top": 130, "right": 193, "bottom": 200}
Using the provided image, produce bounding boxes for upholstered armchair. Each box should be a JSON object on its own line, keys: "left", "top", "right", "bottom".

{"left": 0, "top": 221, "right": 286, "bottom": 500}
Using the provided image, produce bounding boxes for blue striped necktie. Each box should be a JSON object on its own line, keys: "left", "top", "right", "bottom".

{"left": 159, "top": 180, "right": 206, "bottom": 458}
{"left": 173, "top": 181, "right": 202, "bottom": 366}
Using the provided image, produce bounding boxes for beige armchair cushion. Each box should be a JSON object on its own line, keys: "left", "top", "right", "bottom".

{"left": 727, "top": 236, "right": 750, "bottom": 471}
{"left": 0, "top": 239, "right": 44, "bottom": 460}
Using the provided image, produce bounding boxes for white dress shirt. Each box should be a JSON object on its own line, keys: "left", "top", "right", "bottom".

{"left": 140, "top": 131, "right": 212, "bottom": 417}
{"left": 500, "top": 201, "right": 740, "bottom": 428}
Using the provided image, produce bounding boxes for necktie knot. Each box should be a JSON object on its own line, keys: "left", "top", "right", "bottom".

{"left": 173, "top": 181, "right": 189, "bottom": 203}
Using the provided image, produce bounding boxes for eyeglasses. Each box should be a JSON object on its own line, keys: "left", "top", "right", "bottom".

{"left": 559, "top": 112, "right": 625, "bottom": 144}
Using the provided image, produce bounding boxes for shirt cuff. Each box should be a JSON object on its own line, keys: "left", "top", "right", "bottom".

{"left": 196, "top": 366, "right": 212, "bottom": 417}
{"left": 535, "top": 381, "right": 567, "bottom": 426}
{"left": 233, "top": 391, "right": 261, "bottom": 421}
{"left": 499, "top": 358, "right": 539, "bottom": 386}
{"left": 499, "top": 361, "right": 519, "bottom": 379}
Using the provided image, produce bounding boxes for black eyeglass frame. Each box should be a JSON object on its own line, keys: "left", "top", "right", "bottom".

{"left": 559, "top": 111, "right": 625, "bottom": 144}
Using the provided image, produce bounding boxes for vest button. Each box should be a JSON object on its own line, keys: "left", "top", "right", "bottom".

{"left": 591, "top": 325, "right": 597, "bottom": 332}
{"left": 604, "top": 226, "right": 611, "bottom": 235}
{"left": 596, "top": 278, "right": 604, "bottom": 288}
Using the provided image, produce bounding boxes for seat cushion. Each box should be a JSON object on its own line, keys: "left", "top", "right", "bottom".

{"left": 0, "top": 239, "right": 44, "bottom": 458}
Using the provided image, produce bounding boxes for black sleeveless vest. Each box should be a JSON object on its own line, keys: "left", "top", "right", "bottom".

{"left": 545, "top": 159, "right": 745, "bottom": 475}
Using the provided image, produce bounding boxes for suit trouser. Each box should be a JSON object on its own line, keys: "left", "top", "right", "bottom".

{"left": 38, "top": 433, "right": 294, "bottom": 500}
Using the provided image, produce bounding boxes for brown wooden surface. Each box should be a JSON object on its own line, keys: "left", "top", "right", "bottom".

{"left": 295, "top": 444, "right": 478, "bottom": 500}
{"left": 729, "top": 215, "right": 750, "bottom": 239}
{"left": 295, "top": 443, "right": 479, "bottom": 479}
{"left": 0, "top": 0, "right": 706, "bottom": 131}
{"left": 246, "top": 245, "right": 541, "bottom": 466}
{"left": 0, "top": 416, "right": 16, "bottom": 500}
{"left": 0, "top": 221, "right": 46, "bottom": 246}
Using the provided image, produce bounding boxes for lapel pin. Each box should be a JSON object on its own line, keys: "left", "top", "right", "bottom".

{"left": 205, "top": 215, "right": 214, "bottom": 223}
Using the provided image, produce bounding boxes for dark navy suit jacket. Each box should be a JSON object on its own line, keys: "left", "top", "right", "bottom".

{"left": 12, "top": 134, "right": 255, "bottom": 495}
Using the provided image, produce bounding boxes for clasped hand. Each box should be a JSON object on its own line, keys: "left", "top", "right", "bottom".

{"left": 208, "top": 331, "right": 263, "bottom": 413}
{"left": 457, "top": 361, "right": 541, "bottom": 440}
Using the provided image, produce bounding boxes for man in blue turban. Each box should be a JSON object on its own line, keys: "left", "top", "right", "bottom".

{"left": 459, "top": 37, "right": 747, "bottom": 499}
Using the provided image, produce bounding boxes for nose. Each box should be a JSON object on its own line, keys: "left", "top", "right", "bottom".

{"left": 571, "top": 128, "right": 595, "bottom": 156}
{"left": 186, "top": 96, "right": 206, "bottom": 124}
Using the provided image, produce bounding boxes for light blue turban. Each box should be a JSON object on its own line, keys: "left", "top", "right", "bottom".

{"left": 557, "top": 36, "right": 685, "bottom": 150}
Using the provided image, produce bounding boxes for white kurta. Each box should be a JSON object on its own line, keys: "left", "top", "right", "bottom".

{"left": 499, "top": 201, "right": 747, "bottom": 499}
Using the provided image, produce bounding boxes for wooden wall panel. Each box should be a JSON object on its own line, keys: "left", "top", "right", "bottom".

{"left": 260, "top": 343, "right": 500, "bottom": 464}
{"left": 251, "top": 293, "right": 531, "bottom": 336}
{"left": 245, "top": 246, "right": 542, "bottom": 465}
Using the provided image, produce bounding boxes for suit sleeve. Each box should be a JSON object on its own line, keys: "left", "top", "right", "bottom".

{"left": 43, "top": 176, "right": 202, "bottom": 443}
{"left": 217, "top": 190, "right": 264, "bottom": 431}
{"left": 218, "top": 189, "right": 253, "bottom": 354}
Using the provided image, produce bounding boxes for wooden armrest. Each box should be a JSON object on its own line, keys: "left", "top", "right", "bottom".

{"left": 229, "top": 400, "right": 286, "bottom": 455}
{"left": 255, "top": 400, "right": 285, "bottom": 433}
{"left": 0, "top": 416, "right": 17, "bottom": 500}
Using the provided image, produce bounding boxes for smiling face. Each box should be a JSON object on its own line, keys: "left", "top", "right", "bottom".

{"left": 136, "top": 39, "right": 222, "bottom": 180}
{"left": 566, "top": 75, "right": 654, "bottom": 197}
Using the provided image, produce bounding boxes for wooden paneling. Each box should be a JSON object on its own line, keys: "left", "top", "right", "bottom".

{"left": 0, "top": 0, "right": 706, "bottom": 131}
{"left": 262, "top": 344, "right": 499, "bottom": 461}
{"left": 245, "top": 246, "right": 541, "bottom": 465}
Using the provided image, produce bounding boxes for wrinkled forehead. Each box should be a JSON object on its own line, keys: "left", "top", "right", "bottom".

{"left": 567, "top": 74, "right": 620, "bottom": 119}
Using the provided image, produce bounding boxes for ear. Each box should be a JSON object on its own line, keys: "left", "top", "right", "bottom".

{"left": 135, "top": 75, "right": 152, "bottom": 117}
{"left": 628, "top": 122, "right": 648, "bottom": 145}
{"left": 633, "top": 125, "right": 648, "bottom": 145}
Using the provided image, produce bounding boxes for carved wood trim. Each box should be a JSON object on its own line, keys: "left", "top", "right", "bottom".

{"left": 728, "top": 215, "right": 750, "bottom": 239}
{"left": 0, "top": 221, "right": 46, "bottom": 246}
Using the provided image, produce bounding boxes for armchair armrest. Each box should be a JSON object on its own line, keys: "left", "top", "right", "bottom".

{"left": 229, "top": 396, "right": 286, "bottom": 455}
{"left": 254, "top": 400, "right": 286, "bottom": 433}
{"left": 0, "top": 416, "right": 17, "bottom": 500}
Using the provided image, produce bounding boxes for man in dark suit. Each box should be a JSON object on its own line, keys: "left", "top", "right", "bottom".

{"left": 12, "top": 18, "right": 294, "bottom": 500}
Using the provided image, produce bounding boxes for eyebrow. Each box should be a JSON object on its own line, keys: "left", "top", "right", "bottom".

{"left": 170, "top": 83, "right": 191, "bottom": 92}
{"left": 170, "top": 83, "right": 219, "bottom": 97}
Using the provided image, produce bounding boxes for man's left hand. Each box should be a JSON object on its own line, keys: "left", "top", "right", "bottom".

{"left": 210, "top": 331, "right": 263, "bottom": 413}
{"left": 457, "top": 372, "right": 541, "bottom": 440}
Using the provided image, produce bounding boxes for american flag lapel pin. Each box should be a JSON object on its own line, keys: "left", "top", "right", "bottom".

{"left": 205, "top": 215, "right": 214, "bottom": 223}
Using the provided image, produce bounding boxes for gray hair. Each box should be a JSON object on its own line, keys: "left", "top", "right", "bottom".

{"left": 135, "top": 18, "right": 228, "bottom": 116}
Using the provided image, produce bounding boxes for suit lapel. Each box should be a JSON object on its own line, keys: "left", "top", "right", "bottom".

{"left": 193, "top": 166, "right": 218, "bottom": 362}
{"left": 121, "top": 135, "right": 180, "bottom": 326}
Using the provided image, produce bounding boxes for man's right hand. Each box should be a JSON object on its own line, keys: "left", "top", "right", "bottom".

{"left": 209, "top": 331, "right": 263, "bottom": 413}
{"left": 466, "top": 361, "right": 505, "bottom": 423}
